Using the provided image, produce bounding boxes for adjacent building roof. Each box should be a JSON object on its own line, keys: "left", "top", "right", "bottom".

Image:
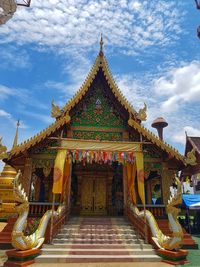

{"left": 186, "top": 136, "right": 200, "bottom": 155}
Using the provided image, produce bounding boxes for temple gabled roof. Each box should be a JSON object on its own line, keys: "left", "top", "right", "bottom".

{"left": 61, "top": 50, "right": 138, "bottom": 118}
{"left": 7, "top": 41, "right": 185, "bottom": 163}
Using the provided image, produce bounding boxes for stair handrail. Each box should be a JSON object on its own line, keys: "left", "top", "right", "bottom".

{"left": 126, "top": 205, "right": 152, "bottom": 245}
{"left": 126, "top": 177, "right": 184, "bottom": 251}
{"left": 45, "top": 205, "right": 69, "bottom": 243}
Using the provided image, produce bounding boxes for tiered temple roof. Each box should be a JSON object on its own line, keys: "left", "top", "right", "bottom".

{"left": 7, "top": 41, "right": 184, "bottom": 163}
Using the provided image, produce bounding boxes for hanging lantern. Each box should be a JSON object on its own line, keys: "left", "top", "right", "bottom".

{"left": 0, "top": 0, "right": 17, "bottom": 25}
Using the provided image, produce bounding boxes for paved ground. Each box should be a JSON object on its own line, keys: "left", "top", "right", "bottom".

{"left": 181, "top": 235, "right": 200, "bottom": 267}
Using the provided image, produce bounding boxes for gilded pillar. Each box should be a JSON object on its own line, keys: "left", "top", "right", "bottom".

{"left": 123, "top": 166, "right": 128, "bottom": 207}
{"left": 161, "top": 163, "right": 174, "bottom": 205}
{"left": 22, "top": 157, "right": 32, "bottom": 197}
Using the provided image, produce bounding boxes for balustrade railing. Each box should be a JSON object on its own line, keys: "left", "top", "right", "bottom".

{"left": 137, "top": 204, "right": 166, "bottom": 218}
{"left": 29, "top": 202, "right": 60, "bottom": 217}
{"left": 28, "top": 202, "right": 69, "bottom": 244}
{"left": 126, "top": 204, "right": 166, "bottom": 247}
{"left": 126, "top": 206, "right": 152, "bottom": 245}
{"left": 45, "top": 207, "right": 69, "bottom": 244}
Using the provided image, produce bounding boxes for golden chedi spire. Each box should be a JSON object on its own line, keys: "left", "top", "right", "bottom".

{"left": 12, "top": 120, "right": 20, "bottom": 149}
{"left": 0, "top": 164, "right": 17, "bottom": 189}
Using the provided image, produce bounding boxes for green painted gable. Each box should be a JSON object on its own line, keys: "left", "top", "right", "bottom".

{"left": 70, "top": 70, "right": 128, "bottom": 141}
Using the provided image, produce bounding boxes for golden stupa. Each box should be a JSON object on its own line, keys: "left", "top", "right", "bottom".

{"left": 0, "top": 121, "right": 20, "bottom": 218}
{"left": 0, "top": 164, "right": 18, "bottom": 218}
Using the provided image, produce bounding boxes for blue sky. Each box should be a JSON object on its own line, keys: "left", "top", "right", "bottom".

{"left": 0, "top": 0, "right": 200, "bottom": 171}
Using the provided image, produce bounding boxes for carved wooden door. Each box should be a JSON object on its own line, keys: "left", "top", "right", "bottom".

{"left": 81, "top": 177, "right": 107, "bottom": 215}
{"left": 94, "top": 178, "right": 106, "bottom": 214}
{"left": 81, "top": 178, "right": 93, "bottom": 214}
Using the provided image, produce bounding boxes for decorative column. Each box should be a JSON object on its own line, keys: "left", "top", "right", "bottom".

{"left": 161, "top": 163, "right": 174, "bottom": 205}
{"left": 76, "top": 175, "right": 82, "bottom": 214}
{"left": 23, "top": 157, "right": 32, "bottom": 197}
{"left": 123, "top": 165, "right": 128, "bottom": 208}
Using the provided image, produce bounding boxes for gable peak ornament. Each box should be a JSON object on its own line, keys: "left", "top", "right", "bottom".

{"left": 99, "top": 34, "right": 104, "bottom": 56}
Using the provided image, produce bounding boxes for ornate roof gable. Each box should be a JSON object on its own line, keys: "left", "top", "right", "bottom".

{"left": 7, "top": 40, "right": 184, "bottom": 163}
{"left": 62, "top": 51, "right": 138, "bottom": 118}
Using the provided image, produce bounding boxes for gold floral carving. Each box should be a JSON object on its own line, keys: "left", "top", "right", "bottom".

{"left": 161, "top": 165, "right": 174, "bottom": 205}
{"left": 43, "top": 161, "right": 52, "bottom": 177}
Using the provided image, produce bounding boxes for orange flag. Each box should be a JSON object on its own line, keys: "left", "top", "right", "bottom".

{"left": 126, "top": 163, "right": 137, "bottom": 204}
{"left": 136, "top": 152, "right": 145, "bottom": 204}
{"left": 52, "top": 150, "right": 66, "bottom": 194}
{"left": 61, "top": 157, "right": 72, "bottom": 203}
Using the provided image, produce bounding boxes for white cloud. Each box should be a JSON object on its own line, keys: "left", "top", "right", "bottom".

{"left": 0, "top": 0, "right": 183, "bottom": 54}
{"left": 0, "top": 85, "right": 13, "bottom": 100}
{"left": 173, "top": 126, "right": 200, "bottom": 145}
{"left": 0, "top": 109, "right": 11, "bottom": 119}
{"left": 154, "top": 61, "right": 200, "bottom": 113}
{"left": 113, "top": 62, "right": 200, "bottom": 154}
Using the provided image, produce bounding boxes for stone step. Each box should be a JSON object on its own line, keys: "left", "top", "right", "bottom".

{"left": 41, "top": 248, "right": 155, "bottom": 256}
{"left": 43, "top": 243, "right": 152, "bottom": 249}
{"left": 52, "top": 239, "right": 145, "bottom": 244}
{"left": 36, "top": 216, "right": 161, "bottom": 264}
{"left": 60, "top": 230, "right": 137, "bottom": 235}
{"left": 36, "top": 254, "right": 160, "bottom": 263}
{"left": 56, "top": 233, "right": 138, "bottom": 238}
{"left": 61, "top": 227, "right": 135, "bottom": 232}
{"left": 62, "top": 224, "right": 133, "bottom": 229}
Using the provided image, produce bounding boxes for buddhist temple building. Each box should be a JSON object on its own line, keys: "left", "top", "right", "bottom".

{"left": 0, "top": 39, "right": 186, "bottom": 219}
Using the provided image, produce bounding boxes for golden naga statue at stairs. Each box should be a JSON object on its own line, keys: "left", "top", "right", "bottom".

{"left": 129, "top": 176, "right": 183, "bottom": 251}
{"left": 11, "top": 170, "right": 65, "bottom": 250}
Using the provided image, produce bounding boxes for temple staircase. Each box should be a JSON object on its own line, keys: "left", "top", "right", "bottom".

{"left": 36, "top": 216, "right": 160, "bottom": 263}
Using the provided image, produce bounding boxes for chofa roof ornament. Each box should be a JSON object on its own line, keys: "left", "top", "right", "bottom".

{"left": 137, "top": 103, "right": 147, "bottom": 121}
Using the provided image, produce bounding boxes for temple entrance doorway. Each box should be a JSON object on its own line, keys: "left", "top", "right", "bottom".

{"left": 70, "top": 162, "right": 124, "bottom": 216}
{"left": 81, "top": 176, "right": 106, "bottom": 215}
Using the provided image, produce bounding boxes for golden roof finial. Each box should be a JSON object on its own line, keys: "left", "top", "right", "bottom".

{"left": 12, "top": 120, "right": 20, "bottom": 149}
{"left": 99, "top": 33, "right": 104, "bottom": 56}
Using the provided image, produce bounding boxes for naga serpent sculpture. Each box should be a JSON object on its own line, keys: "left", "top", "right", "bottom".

{"left": 12, "top": 170, "right": 65, "bottom": 250}
{"left": 129, "top": 176, "right": 183, "bottom": 250}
